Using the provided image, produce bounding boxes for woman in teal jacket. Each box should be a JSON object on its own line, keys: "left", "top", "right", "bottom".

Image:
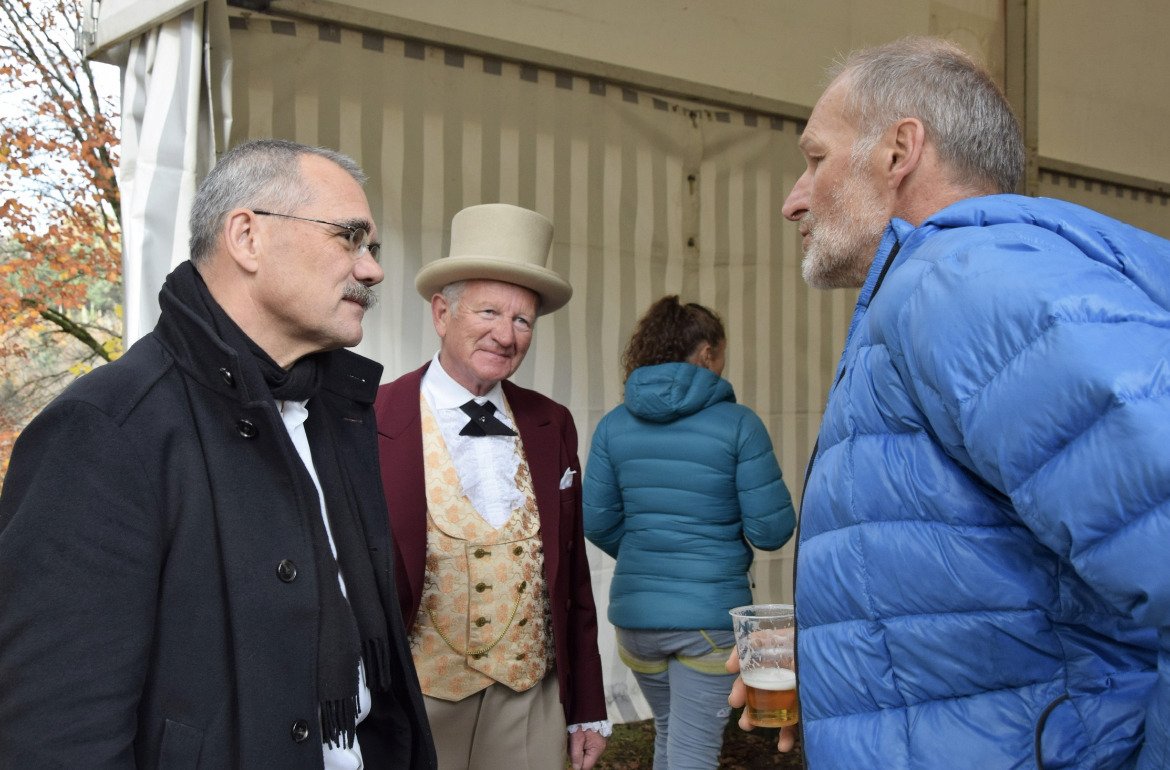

{"left": 584, "top": 296, "right": 795, "bottom": 769}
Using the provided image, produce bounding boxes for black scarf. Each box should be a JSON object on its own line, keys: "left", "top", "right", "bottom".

{"left": 169, "top": 263, "right": 391, "bottom": 748}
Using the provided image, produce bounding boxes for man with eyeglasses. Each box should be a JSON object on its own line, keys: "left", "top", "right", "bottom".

{"left": 0, "top": 139, "right": 436, "bottom": 769}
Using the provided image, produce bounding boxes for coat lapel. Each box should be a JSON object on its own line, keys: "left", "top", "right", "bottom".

{"left": 374, "top": 365, "right": 429, "bottom": 621}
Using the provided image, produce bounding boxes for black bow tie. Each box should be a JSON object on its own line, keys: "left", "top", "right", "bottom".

{"left": 459, "top": 399, "right": 517, "bottom": 437}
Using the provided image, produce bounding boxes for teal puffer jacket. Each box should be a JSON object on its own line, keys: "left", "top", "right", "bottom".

{"left": 583, "top": 362, "right": 795, "bottom": 630}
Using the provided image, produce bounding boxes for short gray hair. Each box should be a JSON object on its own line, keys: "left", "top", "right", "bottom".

{"left": 188, "top": 139, "right": 366, "bottom": 264}
{"left": 833, "top": 36, "right": 1024, "bottom": 194}
{"left": 440, "top": 280, "right": 469, "bottom": 310}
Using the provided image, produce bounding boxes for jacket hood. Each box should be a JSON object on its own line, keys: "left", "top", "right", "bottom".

{"left": 623, "top": 362, "right": 735, "bottom": 423}
{"left": 920, "top": 194, "right": 1170, "bottom": 310}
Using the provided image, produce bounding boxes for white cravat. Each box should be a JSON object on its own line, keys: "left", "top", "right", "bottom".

{"left": 421, "top": 354, "right": 523, "bottom": 529}
{"left": 278, "top": 399, "right": 370, "bottom": 770}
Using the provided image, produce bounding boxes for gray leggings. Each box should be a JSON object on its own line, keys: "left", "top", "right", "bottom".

{"left": 616, "top": 627, "right": 738, "bottom": 770}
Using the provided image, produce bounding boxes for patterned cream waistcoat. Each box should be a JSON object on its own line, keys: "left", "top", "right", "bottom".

{"left": 410, "top": 394, "right": 553, "bottom": 701}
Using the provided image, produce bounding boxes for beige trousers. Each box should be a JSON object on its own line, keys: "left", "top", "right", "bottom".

{"left": 423, "top": 674, "right": 566, "bottom": 770}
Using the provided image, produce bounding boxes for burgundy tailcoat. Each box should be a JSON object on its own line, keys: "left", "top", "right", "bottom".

{"left": 374, "top": 363, "right": 606, "bottom": 725}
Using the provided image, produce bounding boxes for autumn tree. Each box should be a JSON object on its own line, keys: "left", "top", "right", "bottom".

{"left": 0, "top": 0, "right": 121, "bottom": 481}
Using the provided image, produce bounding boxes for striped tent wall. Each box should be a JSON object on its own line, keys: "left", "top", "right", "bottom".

{"left": 225, "top": 11, "right": 855, "bottom": 721}
{"left": 1036, "top": 168, "right": 1169, "bottom": 237}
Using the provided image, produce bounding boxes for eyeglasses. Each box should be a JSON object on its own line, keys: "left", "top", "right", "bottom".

{"left": 252, "top": 209, "right": 381, "bottom": 261}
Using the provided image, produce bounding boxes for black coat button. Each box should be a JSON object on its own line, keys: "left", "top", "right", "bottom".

{"left": 291, "top": 719, "right": 310, "bottom": 743}
{"left": 236, "top": 419, "right": 257, "bottom": 439}
{"left": 277, "top": 559, "right": 297, "bottom": 583}
{"left": 219, "top": 367, "right": 234, "bottom": 387}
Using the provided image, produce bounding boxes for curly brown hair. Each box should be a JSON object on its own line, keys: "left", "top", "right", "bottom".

{"left": 621, "top": 296, "right": 725, "bottom": 381}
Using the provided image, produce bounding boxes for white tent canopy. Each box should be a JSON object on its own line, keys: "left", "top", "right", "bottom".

{"left": 87, "top": 0, "right": 202, "bottom": 54}
{"left": 89, "top": 0, "right": 845, "bottom": 725}
{"left": 86, "top": 0, "right": 232, "bottom": 344}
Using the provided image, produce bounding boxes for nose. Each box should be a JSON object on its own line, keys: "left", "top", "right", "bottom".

{"left": 782, "top": 170, "right": 810, "bottom": 222}
{"left": 354, "top": 250, "right": 384, "bottom": 287}
{"left": 490, "top": 315, "right": 516, "bottom": 348}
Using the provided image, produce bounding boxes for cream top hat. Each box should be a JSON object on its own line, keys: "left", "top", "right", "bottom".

{"left": 414, "top": 203, "right": 573, "bottom": 316}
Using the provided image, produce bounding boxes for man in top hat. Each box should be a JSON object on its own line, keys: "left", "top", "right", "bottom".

{"left": 374, "top": 203, "right": 610, "bottom": 770}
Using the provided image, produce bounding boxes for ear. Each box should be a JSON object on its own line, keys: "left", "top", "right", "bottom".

{"left": 688, "top": 341, "right": 712, "bottom": 368}
{"left": 886, "top": 117, "right": 926, "bottom": 190}
{"left": 222, "top": 209, "right": 263, "bottom": 274}
{"left": 432, "top": 294, "right": 450, "bottom": 338}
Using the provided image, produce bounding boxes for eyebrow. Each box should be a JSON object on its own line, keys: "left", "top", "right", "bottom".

{"left": 337, "top": 217, "right": 374, "bottom": 233}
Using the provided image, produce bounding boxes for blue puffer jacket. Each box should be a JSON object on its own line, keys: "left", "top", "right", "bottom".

{"left": 584, "top": 362, "right": 795, "bottom": 630}
{"left": 798, "top": 194, "right": 1170, "bottom": 769}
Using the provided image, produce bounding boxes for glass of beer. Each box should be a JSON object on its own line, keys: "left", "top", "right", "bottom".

{"left": 729, "top": 603, "right": 798, "bottom": 728}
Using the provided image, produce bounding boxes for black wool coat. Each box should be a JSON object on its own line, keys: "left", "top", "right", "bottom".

{"left": 0, "top": 265, "right": 436, "bottom": 769}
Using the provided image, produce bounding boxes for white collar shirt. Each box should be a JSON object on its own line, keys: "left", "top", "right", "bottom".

{"left": 420, "top": 353, "right": 524, "bottom": 529}
{"left": 278, "top": 399, "right": 370, "bottom": 770}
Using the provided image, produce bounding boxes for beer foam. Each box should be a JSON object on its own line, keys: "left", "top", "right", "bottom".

{"left": 742, "top": 667, "right": 796, "bottom": 691}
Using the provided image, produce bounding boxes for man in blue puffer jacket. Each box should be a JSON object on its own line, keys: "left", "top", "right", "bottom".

{"left": 731, "top": 36, "right": 1170, "bottom": 769}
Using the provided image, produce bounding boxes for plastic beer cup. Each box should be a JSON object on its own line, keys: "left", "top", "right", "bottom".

{"left": 729, "top": 604, "right": 798, "bottom": 728}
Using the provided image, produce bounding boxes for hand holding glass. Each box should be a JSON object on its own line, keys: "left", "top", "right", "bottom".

{"left": 729, "top": 604, "right": 798, "bottom": 728}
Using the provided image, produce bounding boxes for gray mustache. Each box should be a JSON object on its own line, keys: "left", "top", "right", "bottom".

{"left": 343, "top": 283, "right": 378, "bottom": 309}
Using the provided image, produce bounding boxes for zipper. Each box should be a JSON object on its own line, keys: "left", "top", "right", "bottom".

{"left": 791, "top": 235, "right": 902, "bottom": 767}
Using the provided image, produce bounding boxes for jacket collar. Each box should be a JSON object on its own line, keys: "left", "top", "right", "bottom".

{"left": 153, "top": 261, "right": 382, "bottom": 406}
{"left": 857, "top": 219, "right": 915, "bottom": 311}
{"left": 827, "top": 220, "right": 912, "bottom": 391}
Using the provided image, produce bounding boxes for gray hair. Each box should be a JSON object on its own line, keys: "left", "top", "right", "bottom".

{"left": 832, "top": 36, "right": 1024, "bottom": 194}
{"left": 188, "top": 139, "right": 366, "bottom": 264}
{"left": 440, "top": 280, "right": 469, "bottom": 310}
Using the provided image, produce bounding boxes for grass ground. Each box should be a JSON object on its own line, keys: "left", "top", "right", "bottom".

{"left": 590, "top": 708, "right": 804, "bottom": 769}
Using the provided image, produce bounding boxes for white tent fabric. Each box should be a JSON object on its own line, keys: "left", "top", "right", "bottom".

{"left": 118, "top": 1, "right": 231, "bottom": 342}
{"left": 90, "top": 0, "right": 202, "bottom": 55}
{"left": 221, "top": 14, "right": 854, "bottom": 723}
{"left": 110, "top": 6, "right": 856, "bottom": 725}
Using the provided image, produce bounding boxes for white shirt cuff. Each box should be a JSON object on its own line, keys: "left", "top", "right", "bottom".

{"left": 567, "top": 721, "right": 613, "bottom": 738}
